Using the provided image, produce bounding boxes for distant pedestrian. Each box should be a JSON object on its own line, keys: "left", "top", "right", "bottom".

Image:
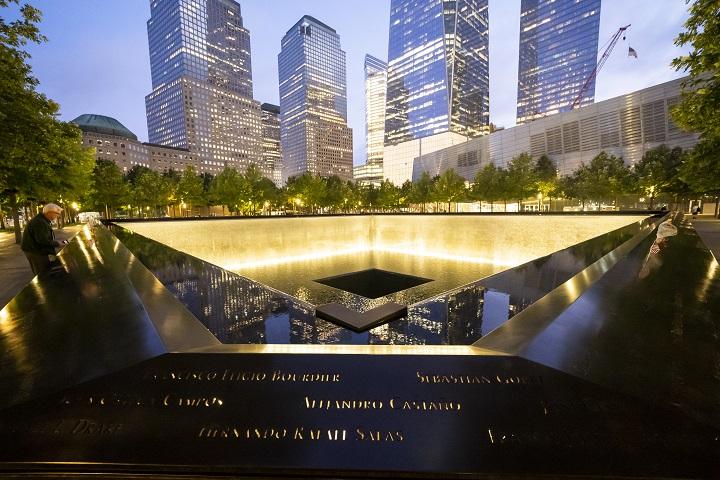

{"left": 691, "top": 205, "right": 700, "bottom": 219}
{"left": 21, "top": 203, "right": 69, "bottom": 276}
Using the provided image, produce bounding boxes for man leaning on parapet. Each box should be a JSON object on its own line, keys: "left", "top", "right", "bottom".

{"left": 21, "top": 203, "right": 69, "bottom": 276}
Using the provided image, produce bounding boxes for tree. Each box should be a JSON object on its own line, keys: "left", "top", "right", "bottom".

{"left": 89, "top": 159, "right": 127, "bottom": 218}
{"left": 161, "top": 168, "right": 180, "bottom": 216}
{"left": 671, "top": 0, "right": 720, "bottom": 140}
{"left": 286, "top": 172, "right": 325, "bottom": 214}
{"left": 583, "top": 152, "right": 633, "bottom": 206}
{"left": 256, "top": 177, "right": 282, "bottom": 214}
{"left": 0, "top": 1, "right": 90, "bottom": 241}
{"left": 176, "top": 165, "right": 204, "bottom": 215}
{"left": 33, "top": 121, "right": 95, "bottom": 225}
{"left": 125, "top": 165, "right": 152, "bottom": 187}
{"left": 433, "top": 169, "right": 467, "bottom": 212}
{"left": 507, "top": 153, "right": 537, "bottom": 209}
{"left": 210, "top": 167, "right": 246, "bottom": 215}
{"left": 679, "top": 137, "right": 720, "bottom": 211}
{"left": 633, "top": 145, "right": 684, "bottom": 208}
{"left": 345, "top": 181, "right": 363, "bottom": 213}
{"left": 323, "top": 175, "right": 346, "bottom": 213}
{"left": 132, "top": 170, "right": 167, "bottom": 216}
{"left": 472, "top": 163, "right": 505, "bottom": 212}
{"left": 534, "top": 155, "right": 558, "bottom": 210}
{"left": 377, "top": 179, "right": 401, "bottom": 211}
{"left": 361, "top": 184, "right": 379, "bottom": 212}
{"left": 410, "top": 171, "right": 434, "bottom": 212}
{"left": 671, "top": 0, "right": 720, "bottom": 215}
{"left": 242, "top": 164, "right": 264, "bottom": 214}
{"left": 559, "top": 168, "right": 592, "bottom": 209}
{"left": 199, "top": 172, "right": 215, "bottom": 213}
{"left": 399, "top": 180, "right": 414, "bottom": 210}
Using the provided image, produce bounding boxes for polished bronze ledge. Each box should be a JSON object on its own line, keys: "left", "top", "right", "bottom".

{"left": 0, "top": 226, "right": 218, "bottom": 410}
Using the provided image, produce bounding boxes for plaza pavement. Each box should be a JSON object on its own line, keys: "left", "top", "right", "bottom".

{"left": 0, "top": 225, "right": 82, "bottom": 309}
{"left": 1, "top": 216, "right": 719, "bottom": 311}
{"left": 690, "top": 214, "right": 720, "bottom": 262}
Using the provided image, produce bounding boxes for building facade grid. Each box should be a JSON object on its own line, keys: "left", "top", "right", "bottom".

{"left": 415, "top": 77, "right": 699, "bottom": 181}
{"left": 516, "top": 0, "right": 602, "bottom": 124}
{"left": 279, "top": 16, "right": 353, "bottom": 183}
{"left": 145, "top": 0, "right": 267, "bottom": 178}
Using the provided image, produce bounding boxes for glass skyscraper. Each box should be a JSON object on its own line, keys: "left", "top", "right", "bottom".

{"left": 385, "top": 0, "right": 490, "bottom": 145}
{"left": 516, "top": 0, "right": 602, "bottom": 124}
{"left": 383, "top": 0, "right": 489, "bottom": 185}
{"left": 145, "top": 0, "right": 265, "bottom": 176}
{"left": 278, "top": 16, "right": 353, "bottom": 183}
{"left": 364, "top": 55, "right": 387, "bottom": 167}
{"left": 260, "top": 103, "right": 283, "bottom": 186}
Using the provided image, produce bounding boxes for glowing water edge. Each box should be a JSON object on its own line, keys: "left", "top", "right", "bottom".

{"left": 121, "top": 215, "right": 644, "bottom": 308}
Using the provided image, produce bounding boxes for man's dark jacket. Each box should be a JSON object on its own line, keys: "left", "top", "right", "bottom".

{"left": 21, "top": 213, "right": 59, "bottom": 255}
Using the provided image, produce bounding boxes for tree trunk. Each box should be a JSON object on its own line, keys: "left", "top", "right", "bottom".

{"left": 11, "top": 193, "right": 22, "bottom": 244}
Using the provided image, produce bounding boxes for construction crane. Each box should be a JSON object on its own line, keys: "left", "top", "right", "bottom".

{"left": 570, "top": 24, "right": 631, "bottom": 109}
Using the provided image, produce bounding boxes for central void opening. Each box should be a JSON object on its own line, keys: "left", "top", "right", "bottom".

{"left": 314, "top": 268, "right": 432, "bottom": 299}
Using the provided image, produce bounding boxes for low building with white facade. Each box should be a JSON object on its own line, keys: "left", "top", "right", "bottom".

{"left": 413, "top": 77, "right": 699, "bottom": 181}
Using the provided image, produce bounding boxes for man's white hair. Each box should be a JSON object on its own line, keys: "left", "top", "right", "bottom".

{"left": 42, "top": 203, "right": 63, "bottom": 214}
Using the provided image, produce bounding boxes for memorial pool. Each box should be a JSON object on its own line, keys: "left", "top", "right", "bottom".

{"left": 120, "top": 215, "right": 644, "bottom": 307}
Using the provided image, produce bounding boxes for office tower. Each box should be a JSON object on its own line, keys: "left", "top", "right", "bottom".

{"left": 260, "top": 103, "right": 283, "bottom": 185}
{"left": 516, "top": 0, "right": 602, "bottom": 124}
{"left": 365, "top": 55, "right": 387, "bottom": 167}
{"left": 145, "top": 0, "right": 265, "bottom": 175}
{"left": 383, "top": 0, "right": 490, "bottom": 185}
{"left": 278, "top": 16, "right": 353, "bottom": 183}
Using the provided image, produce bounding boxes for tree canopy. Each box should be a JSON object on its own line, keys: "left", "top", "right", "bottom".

{"left": 671, "top": 0, "right": 720, "bottom": 204}
{"left": 0, "top": 1, "right": 94, "bottom": 240}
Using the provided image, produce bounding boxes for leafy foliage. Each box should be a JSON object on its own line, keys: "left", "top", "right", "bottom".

{"left": 0, "top": 1, "right": 94, "bottom": 239}
{"left": 507, "top": 153, "right": 537, "bottom": 203}
{"left": 634, "top": 145, "right": 685, "bottom": 208}
{"left": 89, "top": 159, "right": 127, "bottom": 218}
{"left": 471, "top": 163, "right": 506, "bottom": 211}
{"left": 671, "top": 0, "right": 720, "bottom": 204}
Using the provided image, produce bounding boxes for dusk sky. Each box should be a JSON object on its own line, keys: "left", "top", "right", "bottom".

{"left": 13, "top": 0, "right": 692, "bottom": 166}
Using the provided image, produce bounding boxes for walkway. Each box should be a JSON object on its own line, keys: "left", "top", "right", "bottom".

{"left": 690, "top": 214, "right": 720, "bottom": 262}
{"left": 0, "top": 225, "right": 82, "bottom": 309}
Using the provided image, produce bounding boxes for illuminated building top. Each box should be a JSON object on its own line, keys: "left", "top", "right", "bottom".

{"left": 384, "top": 0, "right": 490, "bottom": 146}
{"left": 516, "top": 0, "right": 601, "bottom": 124}
{"left": 279, "top": 15, "right": 353, "bottom": 182}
